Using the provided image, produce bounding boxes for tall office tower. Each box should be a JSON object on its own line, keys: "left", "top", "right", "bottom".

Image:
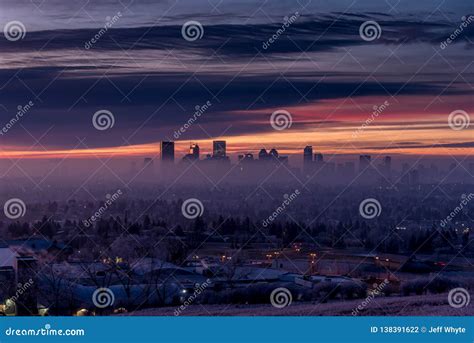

{"left": 383, "top": 156, "right": 392, "bottom": 178}
{"left": 269, "top": 148, "right": 279, "bottom": 158}
{"left": 258, "top": 148, "right": 269, "bottom": 160}
{"left": 190, "top": 143, "right": 200, "bottom": 160}
{"left": 212, "top": 140, "right": 226, "bottom": 159}
{"left": 314, "top": 153, "right": 324, "bottom": 163}
{"left": 359, "top": 155, "right": 371, "bottom": 172}
{"left": 304, "top": 146, "right": 313, "bottom": 165}
{"left": 161, "top": 141, "right": 175, "bottom": 162}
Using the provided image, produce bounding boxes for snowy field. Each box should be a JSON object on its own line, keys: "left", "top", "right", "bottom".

{"left": 121, "top": 293, "right": 473, "bottom": 316}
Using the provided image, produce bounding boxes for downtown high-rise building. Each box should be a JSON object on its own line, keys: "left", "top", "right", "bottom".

{"left": 190, "top": 143, "right": 200, "bottom": 159}
{"left": 304, "top": 146, "right": 313, "bottom": 165}
{"left": 359, "top": 155, "right": 371, "bottom": 172}
{"left": 161, "top": 141, "right": 175, "bottom": 162}
{"left": 213, "top": 140, "right": 226, "bottom": 159}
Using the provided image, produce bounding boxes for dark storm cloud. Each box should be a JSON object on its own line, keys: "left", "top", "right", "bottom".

{"left": 0, "top": 13, "right": 472, "bottom": 55}
{"left": 0, "top": 66, "right": 463, "bottom": 118}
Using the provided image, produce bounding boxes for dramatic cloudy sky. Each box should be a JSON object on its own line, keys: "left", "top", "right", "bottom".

{"left": 0, "top": 0, "right": 473, "bottom": 159}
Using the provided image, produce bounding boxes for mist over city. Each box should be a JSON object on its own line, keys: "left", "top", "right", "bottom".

{"left": 0, "top": 0, "right": 473, "bottom": 319}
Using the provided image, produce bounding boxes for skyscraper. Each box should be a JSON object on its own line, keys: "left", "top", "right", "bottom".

{"left": 359, "top": 155, "right": 371, "bottom": 172}
{"left": 304, "top": 146, "right": 313, "bottom": 164}
{"left": 161, "top": 141, "right": 175, "bottom": 162}
{"left": 190, "top": 143, "right": 200, "bottom": 160}
{"left": 258, "top": 148, "right": 269, "bottom": 160}
{"left": 269, "top": 148, "right": 279, "bottom": 158}
{"left": 212, "top": 140, "right": 226, "bottom": 159}
{"left": 182, "top": 143, "right": 200, "bottom": 162}
{"left": 314, "top": 153, "right": 324, "bottom": 163}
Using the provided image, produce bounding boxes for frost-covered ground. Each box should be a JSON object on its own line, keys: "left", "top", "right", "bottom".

{"left": 122, "top": 293, "right": 473, "bottom": 316}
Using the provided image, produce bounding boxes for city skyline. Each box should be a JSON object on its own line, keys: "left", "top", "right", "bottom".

{"left": 0, "top": 1, "right": 473, "bottom": 160}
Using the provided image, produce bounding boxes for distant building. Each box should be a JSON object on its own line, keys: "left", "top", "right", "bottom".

{"left": 383, "top": 156, "right": 392, "bottom": 179}
{"left": 183, "top": 143, "right": 200, "bottom": 162}
{"left": 258, "top": 149, "right": 269, "bottom": 161}
{"left": 212, "top": 141, "right": 226, "bottom": 159}
{"left": 304, "top": 146, "right": 313, "bottom": 166}
{"left": 239, "top": 153, "right": 254, "bottom": 162}
{"left": 190, "top": 143, "right": 200, "bottom": 159}
{"left": 269, "top": 148, "right": 279, "bottom": 158}
{"left": 161, "top": 141, "right": 175, "bottom": 162}
{"left": 359, "top": 155, "right": 371, "bottom": 172}
{"left": 314, "top": 153, "right": 323, "bottom": 163}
